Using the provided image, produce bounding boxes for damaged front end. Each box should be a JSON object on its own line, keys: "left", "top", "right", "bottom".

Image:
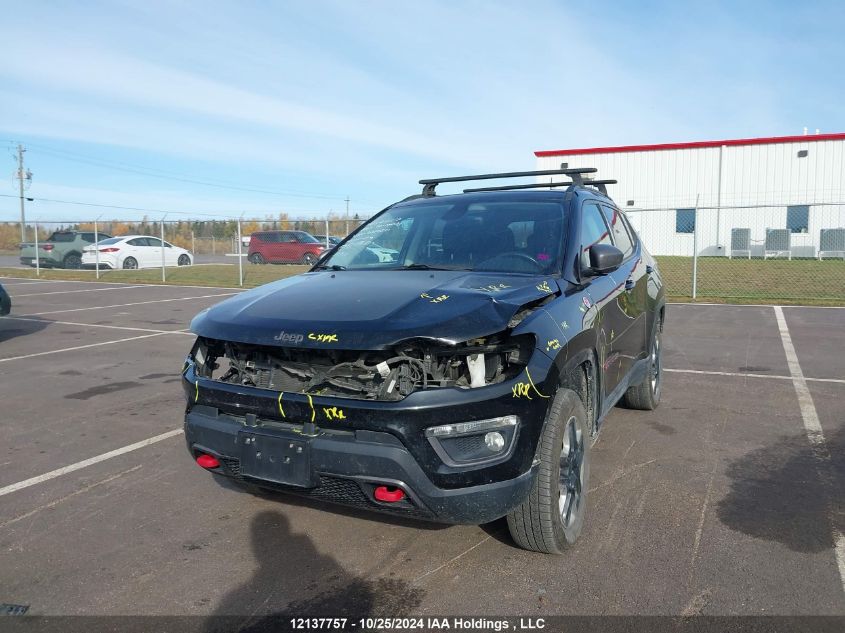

{"left": 190, "top": 332, "right": 535, "bottom": 401}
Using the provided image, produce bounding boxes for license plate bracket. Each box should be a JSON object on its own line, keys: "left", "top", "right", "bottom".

{"left": 239, "top": 431, "right": 312, "bottom": 487}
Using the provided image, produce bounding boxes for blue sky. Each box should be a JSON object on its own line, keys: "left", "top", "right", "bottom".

{"left": 1, "top": 0, "right": 843, "bottom": 222}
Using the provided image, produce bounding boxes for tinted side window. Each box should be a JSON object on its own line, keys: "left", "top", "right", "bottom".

{"left": 280, "top": 233, "right": 298, "bottom": 243}
{"left": 127, "top": 238, "right": 147, "bottom": 246}
{"left": 602, "top": 205, "right": 633, "bottom": 259}
{"left": 81, "top": 233, "right": 97, "bottom": 243}
{"left": 580, "top": 202, "right": 614, "bottom": 268}
{"left": 146, "top": 237, "right": 163, "bottom": 247}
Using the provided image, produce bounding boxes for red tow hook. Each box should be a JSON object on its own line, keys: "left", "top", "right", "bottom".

{"left": 374, "top": 486, "right": 406, "bottom": 503}
{"left": 196, "top": 453, "right": 220, "bottom": 469}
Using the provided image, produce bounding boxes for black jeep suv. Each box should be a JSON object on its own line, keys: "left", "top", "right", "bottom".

{"left": 182, "top": 167, "right": 664, "bottom": 554}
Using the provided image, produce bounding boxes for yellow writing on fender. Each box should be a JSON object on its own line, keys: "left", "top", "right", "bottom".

{"left": 323, "top": 406, "right": 346, "bottom": 421}
{"left": 536, "top": 280, "right": 552, "bottom": 293}
{"left": 309, "top": 333, "right": 339, "bottom": 343}
{"left": 512, "top": 383, "right": 532, "bottom": 399}
{"left": 546, "top": 339, "right": 560, "bottom": 352}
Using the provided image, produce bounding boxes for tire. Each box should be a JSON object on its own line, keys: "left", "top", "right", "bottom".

{"left": 62, "top": 253, "right": 82, "bottom": 269}
{"left": 300, "top": 252, "right": 317, "bottom": 266}
{"left": 178, "top": 254, "right": 191, "bottom": 266}
{"left": 507, "top": 388, "right": 590, "bottom": 554}
{"left": 622, "top": 316, "right": 663, "bottom": 411}
{"left": 122, "top": 257, "right": 138, "bottom": 270}
{"left": 249, "top": 253, "right": 265, "bottom": 265}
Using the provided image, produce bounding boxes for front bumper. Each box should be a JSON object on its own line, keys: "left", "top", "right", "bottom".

{"left": 186, "top": 406, "right": 538, "bottom": 524}
{"left": 182, "top": 348, "right": 557, "bottom": 524}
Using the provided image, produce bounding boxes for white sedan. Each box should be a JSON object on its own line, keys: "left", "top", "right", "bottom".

{"left": 81, "top": 235, "right": 193, "bottom": 270}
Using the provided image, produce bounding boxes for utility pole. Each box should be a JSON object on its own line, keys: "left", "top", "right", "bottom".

{"left": 344, "top": 196, "right": 350, "bottom": 236}
{"left": 16, "top": 144, "right": 28, "bottom": 244}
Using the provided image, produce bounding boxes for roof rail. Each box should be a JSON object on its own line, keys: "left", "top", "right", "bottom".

{"left": 463, "top": 179, "right": 617, "bottom": 195}
{"left": 419, "top": 166, "right": 598, "bottom": 196}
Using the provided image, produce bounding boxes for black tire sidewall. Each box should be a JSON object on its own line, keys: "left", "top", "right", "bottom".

{"left": 541, "top": 389, "right": 590, "bottom": 550}
{"left": 178, "top": 255, "right": 190, "bottom": 266}
{"left": 63, "top": 253, "right": 82, "bottom": 269}
{"left": 123, "top": 257, "right": 137, "bottom": 270}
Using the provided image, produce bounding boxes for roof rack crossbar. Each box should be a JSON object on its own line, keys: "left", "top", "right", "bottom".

{"left": 462, "top": 179, "right": 617, "bottom": 194}
{"left": 420, "top": 167, "right": 597, "bottom": 196}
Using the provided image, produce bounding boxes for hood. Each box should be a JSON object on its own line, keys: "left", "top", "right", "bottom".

{"left": 191, "top": 270, "right": 561, "bottom": 349}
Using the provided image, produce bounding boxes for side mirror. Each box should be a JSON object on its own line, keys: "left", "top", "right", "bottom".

{"left": 588, "top": 244, "right": 623, "bottom": 275}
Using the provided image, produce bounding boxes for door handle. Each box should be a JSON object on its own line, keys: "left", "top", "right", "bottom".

{"left": 625, "top": 278, "right": 635, "bottom": 291}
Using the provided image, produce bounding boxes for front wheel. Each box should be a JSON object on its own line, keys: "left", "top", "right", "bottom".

{"left": 507, "top": 389, "right": 590, "bottom": 554}
{"left": 300, "top": 252, "right": 317, "bottom": 266}
{"left": 249, "top": 253, "right": 265, "bottom": 265}
{"left": 622, "top": 316, "right": 663, "bottom": 410}
{"left": 178, "top": 254, "right": 191, "bottom": 266}
{"left": 63, "top": 253, "right": 82, "bottom": 269}
{"left": 122, "top": 257, "right": 138, "bottom": 270}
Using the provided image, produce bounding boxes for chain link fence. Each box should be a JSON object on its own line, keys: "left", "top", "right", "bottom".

{"left": 0, "top": 216, "right": 367, "bottom": 288}
{"left": 626, "top": 200, "right": 845, "bottom": 303}
{"left": 1, "top": 202, "right": 844, "bottom": 304}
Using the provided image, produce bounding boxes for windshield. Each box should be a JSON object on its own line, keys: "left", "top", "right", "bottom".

{"left": 321, "top": 198, "right": 566, "bottom": 274}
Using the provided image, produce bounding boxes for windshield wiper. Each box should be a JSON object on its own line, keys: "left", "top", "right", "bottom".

{"left": 313, "top": 264, "right": 346, "bottom": 271}
{"left": 394, "top": 263, "right": 464, "bottom": 271}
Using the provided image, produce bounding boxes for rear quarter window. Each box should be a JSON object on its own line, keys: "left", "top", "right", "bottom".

{"left": 48, "top": 232, "right": 75, "bottom": 242}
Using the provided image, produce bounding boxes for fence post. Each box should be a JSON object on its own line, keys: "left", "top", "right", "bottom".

{"left": 34, "top": 220, "right": 40, "bottom": 277}
{"left": 237, "top": 217, "right": 244, "bottom": 287}
{"left": 325, "top": 217, "right": 330, "bottom": 248}
{"left": 212, "top": 235, "right": 216, "bottom": 255}
{"left": 692, "top": 194, "right": 700, "bottom": 300}
{"left": 160, "top": 218, "right": 167, "bottom": 283}
{"left": 191, "top": 231, "right": 195, "bottom": 258}
{"left": 94, "top": 219, "right": 100, "bottom": 280}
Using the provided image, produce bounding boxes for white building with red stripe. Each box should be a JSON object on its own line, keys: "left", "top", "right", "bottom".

{"left": 535, "top": 133, "right": 845, "bottom": 259}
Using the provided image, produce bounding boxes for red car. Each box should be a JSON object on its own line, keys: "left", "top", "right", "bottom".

{"left": 247, "top": 231, "right": 326, "bottom": 265}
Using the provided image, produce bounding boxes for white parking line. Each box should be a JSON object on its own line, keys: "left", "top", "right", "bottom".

{"left": 0, "top": 430, "right": 183, "bottom": 498}
{"left": 0, "top": 331, "right": 182, "bottom": 363}
{"left": 665, "top": 368, "right": 845, "bottom": 385}
{"left": 0, "top": 276, "right": 246, "bottom": 291}
{"left": 773, "top": 305, "right": 845, "bottom": 595}
{"left": 12, "top": 286, "right": 149, "bottom": 297}
{"left": 20, "top": 292, "right": 237, "bottom": 316}
{"left": 1, "top": 315, "right": 192, "bottom": 335}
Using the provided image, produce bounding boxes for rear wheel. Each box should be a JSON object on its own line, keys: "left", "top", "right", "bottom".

{"left": 122, "top": 257, "right": 138, "bottom": 270}
{"left": 63, "top": 253, "right": 82, "bottom": 269}
{"left": 178, "top": 254, "right": 191, "bottom": 266}
{"left": 300, "top": 252, "right": 317, "bottom": 266}
{"left": 249, "top": 253, "right": 265, "bottom": 265}
{"left": 507, "top": 388, "right": 590, "bottom": 554}
{"left": 623, "top": 316, "right": 663, "bottom": 410}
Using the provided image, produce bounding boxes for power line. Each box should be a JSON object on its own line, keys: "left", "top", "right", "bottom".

{"left": 0, "top": 193, "right": 374, "bottom": 219}
{"left": 12, "top": 140, "right": 377, "bottom": 204}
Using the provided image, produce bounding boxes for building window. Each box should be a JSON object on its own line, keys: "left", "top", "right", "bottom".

{"left": 676, "top": 208, "right": 695, "bottom": 234}
{"left": 787, "top": 205, "right": 809, "bottom": 233}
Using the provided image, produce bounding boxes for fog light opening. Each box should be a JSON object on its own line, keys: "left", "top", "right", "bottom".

{"left": 374, "top": 486, "right": 406, "bottom": 503}
{"left": 196, "top": 453, "right": 220, "bottom": 469}
{"left": 484, "top": 431, "right": 506, "bottom": 452}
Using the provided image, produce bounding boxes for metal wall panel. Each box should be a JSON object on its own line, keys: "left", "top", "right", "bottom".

{"left": 537, "top": 138, "right": 845, "bottom": 256}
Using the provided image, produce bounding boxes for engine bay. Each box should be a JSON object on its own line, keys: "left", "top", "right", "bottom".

{"left": 192, "top": 334, "right": 533, "bottom": 401}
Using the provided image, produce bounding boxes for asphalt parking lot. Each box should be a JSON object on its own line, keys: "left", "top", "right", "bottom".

{"left": 0, "top": 278, "right": 843, "bottom": 621}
